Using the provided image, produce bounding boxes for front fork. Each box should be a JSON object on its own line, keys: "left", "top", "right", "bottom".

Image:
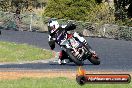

{"left": 73, "top": 32, "right": 92, "bottom": 50}
{"left": 73, "top": 32, "right": 97, "bottom": 59}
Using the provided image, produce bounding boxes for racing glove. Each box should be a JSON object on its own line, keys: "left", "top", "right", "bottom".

{"left": 48, "top": 40, "right": 55, "bottom": 50}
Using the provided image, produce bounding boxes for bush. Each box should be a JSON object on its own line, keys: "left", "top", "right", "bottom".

{"left": 43, "top": 0, "right": 115, "bottom": 23}
{"left": 118, "top": 27, "right": 132, "bottom": 41}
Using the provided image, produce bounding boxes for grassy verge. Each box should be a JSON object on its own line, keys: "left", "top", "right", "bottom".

{"left": 0, "top": 77, "right": 131, "bottom": 88}
{"left": 0, "top": 41, "right": 53, "bottom": 62}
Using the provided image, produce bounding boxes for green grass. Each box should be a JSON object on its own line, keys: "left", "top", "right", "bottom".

{"left": 0, "top": 77, "right": 131, "bottom": 88}
{"left": 0, "top": 41, "right": 53, "bottom": 62}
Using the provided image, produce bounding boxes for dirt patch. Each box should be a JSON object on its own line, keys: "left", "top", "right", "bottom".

{"left": 0, "top": 70, "right": 132, "bottom": 80}
{"left": 0, "top": 70, "right": 76, "bottom": 80}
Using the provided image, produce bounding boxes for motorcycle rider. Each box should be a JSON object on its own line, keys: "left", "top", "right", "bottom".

{"left": 48, "top": 19, "right": 95, "bottom": 65}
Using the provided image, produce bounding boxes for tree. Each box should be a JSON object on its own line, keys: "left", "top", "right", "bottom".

{"left": 0, "top": 0, "right": 47, "bottom": 12}
{"left": 127, "top": 1, "right": 132, "bottom": 18}
{"left": 114, "top": 0, "right": 131, "bottom": 20}
{"left": 43, "top": 0, "right": 99, "bottom": 21}
{"left": 0, "top": 0, "right": 11, "bottom": 11}
{"left": 43, "top": 0, "right": 115, "bottom": 24}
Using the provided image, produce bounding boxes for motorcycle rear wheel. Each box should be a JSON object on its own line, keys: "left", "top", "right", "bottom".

{"left": 66, "top": 49, "right": 84, "bottom": 66}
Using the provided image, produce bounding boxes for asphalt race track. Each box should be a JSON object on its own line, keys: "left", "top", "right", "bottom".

{"left": 0, "top": 30, "right": 132, "bottom": 71}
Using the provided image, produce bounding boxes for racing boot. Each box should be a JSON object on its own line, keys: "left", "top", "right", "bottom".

{"left": 58, "top": 50, "right": 67, "bottom": 65}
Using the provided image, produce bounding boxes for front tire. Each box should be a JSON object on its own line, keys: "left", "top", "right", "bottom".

{"left": 66, "top": 49, "right": 84, "bottom": 66}
{"left": 83, "top": 44, "right": 100, "bottom": 65}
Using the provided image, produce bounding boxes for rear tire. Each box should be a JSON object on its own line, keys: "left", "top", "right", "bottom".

{"left": 66, "top": 49, "right": 84, "bottom": 66}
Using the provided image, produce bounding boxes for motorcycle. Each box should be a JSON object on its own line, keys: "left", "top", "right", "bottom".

{"left": 59, "top": 32, "right": 100, "bottom": 66}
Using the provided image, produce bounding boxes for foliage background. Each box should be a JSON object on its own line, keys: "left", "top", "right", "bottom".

{"left": 0, "top": 0, "right": 132, "bottom": 41}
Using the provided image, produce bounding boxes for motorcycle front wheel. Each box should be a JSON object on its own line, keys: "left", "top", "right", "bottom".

{"left": 88, "top": 55, "right": 100, "bottom": 65}
{"left": 82, "top": 43, "right": 100, "bottom": 65}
